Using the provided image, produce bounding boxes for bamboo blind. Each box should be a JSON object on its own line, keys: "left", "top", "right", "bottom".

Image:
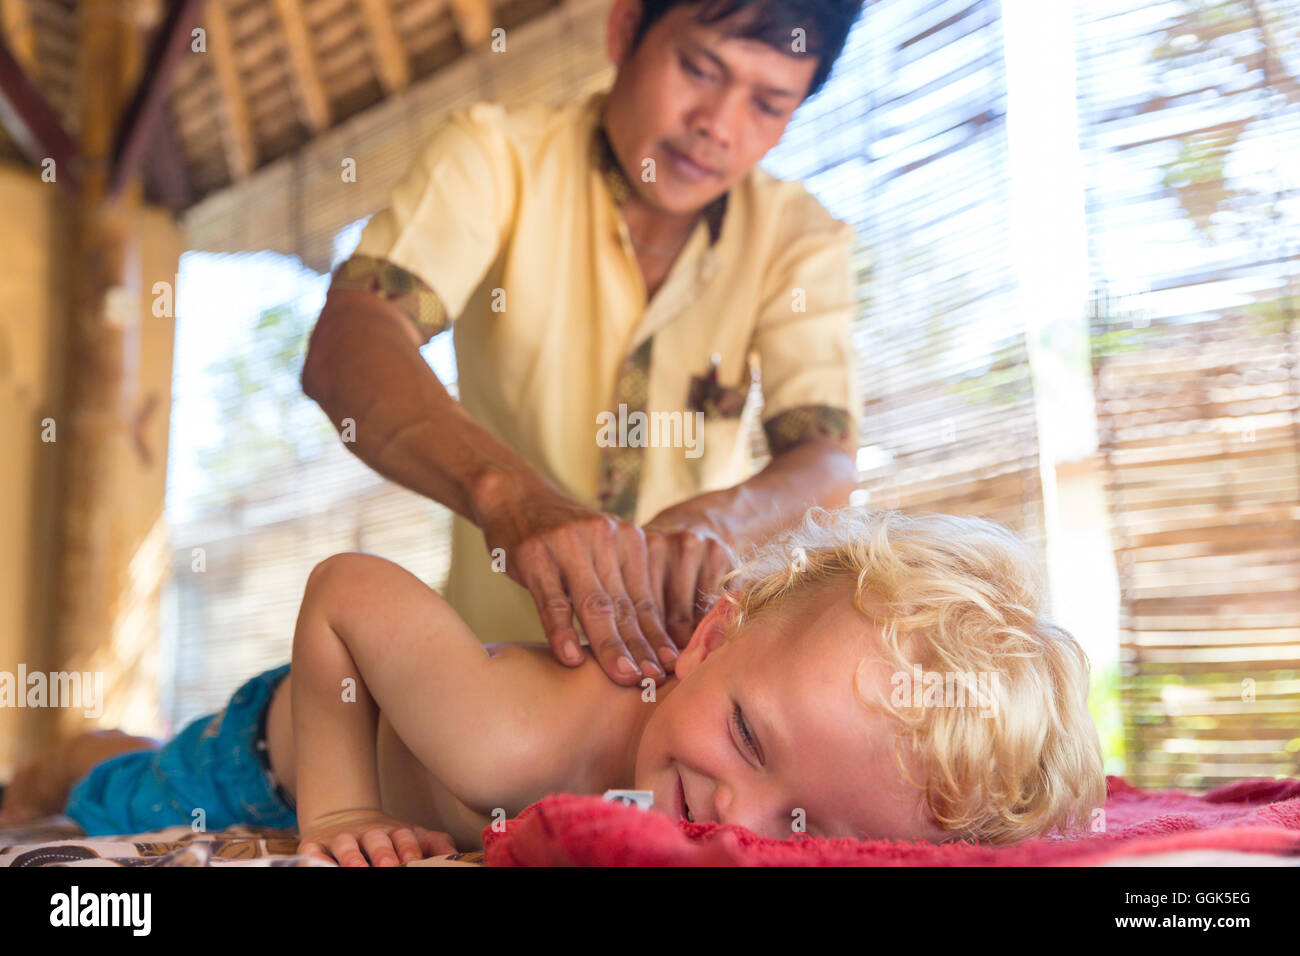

{"left": 786, "top": 0, "right": 1049, "bottom": 554}
{"left": 1091, "top": 311, "right": 1300, "bottom": 789}
{"left": 1078, "top": 0, "right": 1300, "bottom": 788}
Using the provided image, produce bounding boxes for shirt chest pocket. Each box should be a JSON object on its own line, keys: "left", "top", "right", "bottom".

{"left": 686, "top": 360, "right": 752, "bottom": 420}
{"left": 683, "top": 359, "right": 754, "bottom": 489}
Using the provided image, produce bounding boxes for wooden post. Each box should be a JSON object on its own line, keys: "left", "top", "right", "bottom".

{"left": 49, "top": 0, "right": 143, "bottom": 740}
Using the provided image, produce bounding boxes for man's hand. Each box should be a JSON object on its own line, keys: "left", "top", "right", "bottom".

{"left": 297, "top": 808, "right": 458, "bottom": 867}
{"left": 644, "top": 493, "right": 739, "bottom": 651}
{"left": 473, "top": 471, "right": 676, "bottom": 686}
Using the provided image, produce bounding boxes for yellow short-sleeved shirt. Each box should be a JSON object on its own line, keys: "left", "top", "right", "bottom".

{"left": 330, "top": 87, "right": 860, "bottom": 646}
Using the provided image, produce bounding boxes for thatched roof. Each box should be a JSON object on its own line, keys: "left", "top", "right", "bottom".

{"left": 0, "top": 0, "right": 560, "bottom": 209}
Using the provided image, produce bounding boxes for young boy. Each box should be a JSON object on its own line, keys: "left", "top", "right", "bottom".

{"left": 1, "top": 507, "right": 1106, "bottom": 864}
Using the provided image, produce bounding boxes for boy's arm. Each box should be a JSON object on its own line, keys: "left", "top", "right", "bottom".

{"left": 290, "top": 552, "right": 572, "bottom": 847}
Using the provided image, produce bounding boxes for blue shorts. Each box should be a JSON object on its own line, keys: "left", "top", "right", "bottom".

{"left": 65, "top": 663, "right": 298, "bottom": 835}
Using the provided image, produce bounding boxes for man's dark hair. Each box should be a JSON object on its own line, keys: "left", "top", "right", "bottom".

{"left": 630, "top": 0, "right": 863, "bottom": 101}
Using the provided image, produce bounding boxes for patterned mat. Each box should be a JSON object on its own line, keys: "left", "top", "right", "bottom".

{"left": 0, "top": 816, "right": 484, "bottom": 867}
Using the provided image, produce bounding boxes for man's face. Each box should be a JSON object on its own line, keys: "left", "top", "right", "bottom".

{"left": 603, "top": 1, "right": 819, "bottom": 215}
{"left": 633, "top": 588, "right": 951, "bottom": 842}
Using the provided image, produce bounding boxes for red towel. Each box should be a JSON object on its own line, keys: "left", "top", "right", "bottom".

{"left": 481, "top": 776, "right": 1300, "bottom": 866}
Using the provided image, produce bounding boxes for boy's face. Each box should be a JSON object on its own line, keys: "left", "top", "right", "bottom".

{"left": 602, "top": 0, "right": 819, "bottom": 216}
{"left": 633, "top": 587, "right": 950, "bottom": 842}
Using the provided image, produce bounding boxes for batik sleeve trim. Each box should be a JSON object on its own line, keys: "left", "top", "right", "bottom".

{"left": 762, "top": 405, "right": 855, "bottom": 457}
{"left": 329, "top": 253, "right": 450, "bottom": 344}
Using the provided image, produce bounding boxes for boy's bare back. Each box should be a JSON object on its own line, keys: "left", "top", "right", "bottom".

{"left": 265, "top": 639, "right": 667, "bottom": 850}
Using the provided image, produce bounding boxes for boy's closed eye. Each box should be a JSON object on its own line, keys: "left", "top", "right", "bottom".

{"left": 731, "top": 701, "right": 762, "bottom": 765}
{"left": 728, "top": 699, "right": 848, "bottom": 840}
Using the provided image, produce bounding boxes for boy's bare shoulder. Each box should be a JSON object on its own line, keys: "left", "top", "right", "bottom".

{"left": 480, "top": 643, "right": 639, "bottom": 786}
{"left": 483, "top": 642, "right": 626, "bottom": 713}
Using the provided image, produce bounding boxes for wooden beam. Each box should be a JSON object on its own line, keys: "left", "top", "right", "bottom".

{"left": 356, "top": 0, "right": 410, "bottom": 93}
{"left": 1, "top": 0, "right": 36, "bottom": 71}
{"left": 447, "top": 0, "right": 494, "bottom": 49}
{"left": 51, "top": 0, "right": 143, "bottom": 741}
{"left": 0, "top": 33, "right": 79, "bottom": 190}
{"left": 109, "top": 0, "right": 208, "bottom": 198}
{"left": 141, "top": 101, "right": 192, "bottom": 210}
{"left": 270, "top": 0, "right": 329, "bottom": 133}
{"left": 204, "top": 0, "right": 254, "bottom": 180}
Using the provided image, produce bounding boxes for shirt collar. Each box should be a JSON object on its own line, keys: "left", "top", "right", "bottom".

{"left": 589, "top": 94, "right": 729, "bottom": 247}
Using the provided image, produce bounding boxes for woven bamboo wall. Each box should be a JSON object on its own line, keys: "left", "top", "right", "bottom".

{"left": 1093, "top": 309, "right": 1300, "bottom": 789}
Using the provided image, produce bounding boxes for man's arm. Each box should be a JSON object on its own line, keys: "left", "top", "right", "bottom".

{"left": 300, "top": 283, "right": 677, "bottom": 683}
{"left": 687, "top": 429, "right": 857, "bottom": 556}
{"left": 301, "top": 283, "right": 542, "bottom": 524}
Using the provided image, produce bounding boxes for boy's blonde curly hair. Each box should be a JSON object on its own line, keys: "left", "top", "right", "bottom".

{"left": 715, "top": 506, "right": 1105, "bottom": 845}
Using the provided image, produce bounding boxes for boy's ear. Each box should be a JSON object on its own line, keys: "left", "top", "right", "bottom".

{"left": 674, "top": 596, "right": 738, "bottom": 679}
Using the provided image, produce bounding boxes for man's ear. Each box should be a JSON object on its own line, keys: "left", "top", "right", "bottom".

{"left": 674, "top": 597, "right": 738, "bottom": 679}
{"left": 605, "top": 0, "right": 644, "bottom": 67}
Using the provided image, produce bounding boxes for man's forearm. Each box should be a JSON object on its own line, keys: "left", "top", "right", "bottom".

{"left": 301, "top": 287, "right": 558, "bottom": 524}
{"left": 707, "top": 440, "right": 857, "bottom": 554}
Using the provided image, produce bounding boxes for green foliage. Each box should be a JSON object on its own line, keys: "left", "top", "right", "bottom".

{"left": 1087, "top": 321, "right": 1165, "bottom": 360}
{"left": 948, "top": 342, "right": 1034, "bottom": 406}
{"left": 1241, "top": 293, "right": 1300, "bottom": 335}
{"left": 194, "top": 302, "right": 335, "bottom": 510}
{"left": 1159, "top": 129, "right": 1255, "bottom": 240}
{"left": 1150, "top": 0, "right": 1297, "bottom": 242}
{"left": 1088, "top": 661, "right": 1127, "bottom": 776}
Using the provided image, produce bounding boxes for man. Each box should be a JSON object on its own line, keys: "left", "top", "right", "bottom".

{"left": 301, "top": 0, "right": 863, "bottom": 687}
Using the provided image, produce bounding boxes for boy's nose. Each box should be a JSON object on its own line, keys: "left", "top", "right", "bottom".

{"left": 713, "top": 782, "right": 786, "bottom": 837}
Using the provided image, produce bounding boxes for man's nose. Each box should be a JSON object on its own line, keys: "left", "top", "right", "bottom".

{"left": 687, "top": 88, "right": 744, "bottom": 153}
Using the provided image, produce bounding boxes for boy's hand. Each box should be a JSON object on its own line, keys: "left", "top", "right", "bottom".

{"left": 297, "top": 808, "right": 458, "bottom": 866}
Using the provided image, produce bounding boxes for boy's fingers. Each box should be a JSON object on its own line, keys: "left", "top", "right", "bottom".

{"left": 328, "top": 833, "right": 367, "bottom": 867}
{"left": 359, "top": 828, "right": 400, "bottom": 867}
{"left": 298, "top": 841, "right": 330, "bottom": 864}
{"left": 389, "top": 827, "right": 424, "bottom": 863}
{"left": 415, "top": 827, "right": 457, "bottom": 856}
